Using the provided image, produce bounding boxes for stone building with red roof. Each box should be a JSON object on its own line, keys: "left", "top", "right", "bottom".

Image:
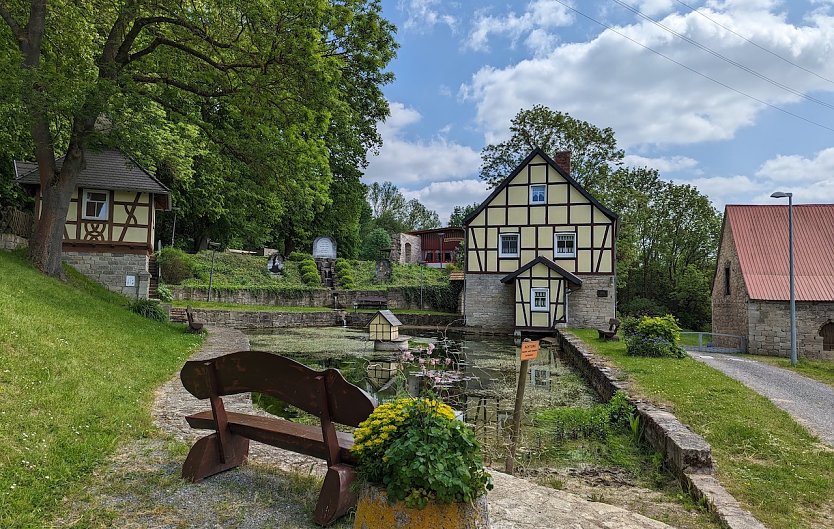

{"left": 712, "top": 204, "right": 834, "bottom": 359}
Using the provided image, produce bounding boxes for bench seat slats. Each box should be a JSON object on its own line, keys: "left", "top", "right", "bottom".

{"left": 186, "top": 410, "right": 358, "bottom": 464}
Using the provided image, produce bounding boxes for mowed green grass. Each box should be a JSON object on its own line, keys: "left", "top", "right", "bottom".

{"left": 0, "top": 251, "right": 203, "bottom": 528}
{"left": 570, "top": 329, "right": 834, "bottom": 529}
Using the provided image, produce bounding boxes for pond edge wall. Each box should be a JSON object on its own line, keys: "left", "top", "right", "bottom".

{"left": 553, "top": 330, "right": 767, "bottom": 529}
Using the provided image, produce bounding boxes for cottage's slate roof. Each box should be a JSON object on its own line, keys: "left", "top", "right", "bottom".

{"left": 14, "top": 149, "right": 170, "bottom": 196}
{"left": 500, "top": 256, "right": 582, "bottom": 286}
{"left": 725, "top": 204, "right": 834, "bottom": 301}
{"left": 375, "top": 310, "right": 402, "bottom": 327}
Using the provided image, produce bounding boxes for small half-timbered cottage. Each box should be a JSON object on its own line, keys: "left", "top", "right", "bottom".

{"left": 15, "top": 149, "right": 170, "bottom": 299}
{"left": 463, "top": 148, "right": 617, "bottom": 331}
{"left": 369, "top": 310, "right": 402, "bottom": 341}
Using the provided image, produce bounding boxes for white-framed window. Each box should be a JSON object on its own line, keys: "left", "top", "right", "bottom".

{"left": 530, "top": 184, "right": 546, "bottom": 204}
{"left": 499, "top": 233, "right": 519, "bottom": 257}
{"left": 82, "top": 189, "right": 109, "bottom": 220}
{"left": 554, "top": 232, "right": 576, "bottom": 258}
{"left": 531, "top": 287, "right": 549, "bottom": 312}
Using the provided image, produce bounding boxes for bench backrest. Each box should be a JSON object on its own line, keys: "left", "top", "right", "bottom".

{"left": 186, "top": 306, "right": 196, "bottom": 325}
{"left": 180, "top": 351, "right": 376, "bottom": 427}
{"left": 609, "top": 318, "right": 621, "bottom": 331}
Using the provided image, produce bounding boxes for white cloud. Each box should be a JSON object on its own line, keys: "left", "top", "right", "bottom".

{"left": 686, "top": 174, "right": 761, "bottom": 208}
{"left": 365, "top": 102, "right": 481, "bottom": 188}
{"left": 755, "top": 148, "right": 834, "bottom": 184}
{"left": 465, "top": 0, "right": 573, "bottom": 55}
{"left": 402, "top": 180, "right": 491, "bottom": 224}
{"left": 462, "top": 4, "right": 834, "bottom": 148}
{"left": 623, "top": 154, "right": 698, "bottom": 172}
{"left": 400, "top": 0, "right": 457, "bottom": 32}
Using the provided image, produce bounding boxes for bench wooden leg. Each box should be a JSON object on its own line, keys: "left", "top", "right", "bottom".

{"left": 182, "top": 432, "right": 250, "bottom": 482}
{"left": 313, "top": 464, "right": 357, "bottom": 526}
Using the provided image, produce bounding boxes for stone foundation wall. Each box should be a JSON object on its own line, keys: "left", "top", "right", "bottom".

{"left": 463, "top": 274, "right": 515, "bottom": 330}
{"left": 63, "top": 251, "right": 150, "bottom": 299}
{"left": 747, "top": 301, "right": 834, "bottom": 360}
{"left": 569, "top": 275, "right": 615, "bottom": 328}
{"left": 0, "top": 233, "right": 27, "bottom": 250}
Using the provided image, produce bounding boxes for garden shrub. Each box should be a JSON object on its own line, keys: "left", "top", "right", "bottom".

{"left": 335, "top": 258, "right": 356, "bottom": 289}
{"left": 624, "top": 314, "right": 685, "bottom": 358}
{"left": 156, "top": 247, "right": 194, "bottom": 284}
{"left": 288, "top": 251, "right": 312, "bottom": 261}
{"left": 535, "top": 391, "right": 635, "bottom": 441}
{"left": 352, "top": 398, "right": 492, "bottom": 508}
{"left": 156, "top": 284, "right": 174, "bottom": 302}
{"left": 128, "top": 299, "right": 168, "bottom": 322}
{"left": 302, "top": 271, "right": 321, "bottom": 287}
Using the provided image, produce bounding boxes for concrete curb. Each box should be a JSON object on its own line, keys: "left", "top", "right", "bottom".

{"left": 552, "top": 331, "right": 768, "bottom": 529}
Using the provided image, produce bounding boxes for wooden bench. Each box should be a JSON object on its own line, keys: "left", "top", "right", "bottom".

{"left": 597, "top": 318, "right": 621, "bottom": 341}
{"left": 180, "top": 351, "right": 376, "bottom": 526}
{"left": 353, "top": 295, "right": 387, "bottom": 311}
{"left": 186, "top": 305, "right": 204, "bottom": 333}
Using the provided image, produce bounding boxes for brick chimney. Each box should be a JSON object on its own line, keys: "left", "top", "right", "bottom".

{"left": 553, "top": 151, "right": 571, "bottom": 176}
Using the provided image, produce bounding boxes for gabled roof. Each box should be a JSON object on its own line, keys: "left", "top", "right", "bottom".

{"left": 500, "top": 256, "right": 582, "bottom": 286}
{"left": 373, "top": 310, "right": 402, "bottom": 327}
{"left": 463, "top": 147, "right": 618, "bottom": 226}
{"left": 725, "top": 204, "right": 834, "bottom": 301}
{"left": 15, "top": 149, "right": 171, "bottom": 197}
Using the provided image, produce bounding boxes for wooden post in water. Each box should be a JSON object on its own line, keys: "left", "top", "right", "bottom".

{"left": 505, "top": 340, "right": 539, "bottom": 475}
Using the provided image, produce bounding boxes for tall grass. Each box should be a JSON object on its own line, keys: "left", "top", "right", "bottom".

{"left": 570, "top": 328, "right": 834, "bottom": 529}
{"left": 0, "top": 251, "right": 202, "bottom": 528}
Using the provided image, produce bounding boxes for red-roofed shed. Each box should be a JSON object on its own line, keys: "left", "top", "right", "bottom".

{"left": 712, "top": 204, "right": 834, "bottom": 359}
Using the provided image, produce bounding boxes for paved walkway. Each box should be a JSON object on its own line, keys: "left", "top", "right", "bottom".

{"left": 154, "top": 326, "right": 674, "bottom": 529}
{"left": 691, "top": 352, "right": 834, "bottom": 447}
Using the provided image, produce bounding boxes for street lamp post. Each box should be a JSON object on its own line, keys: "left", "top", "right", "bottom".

{"left": 439, "top": 232, "right": 446, "bottom": 268}
{"left": 771, "top": 192, "right": 797, "bottom": 367}
{"left": 207, "top": 241, "right": 221, "bottom": 303}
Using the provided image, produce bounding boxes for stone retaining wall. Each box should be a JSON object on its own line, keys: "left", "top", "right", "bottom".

{"left": 170, "top": 286, "right": 455, "bottom": 313}
{"left": 63, "top": 251, "right": 150, "bottom": 299}
{"left": 0, "top": 233, "right": 27, "bottom": 250}
{"left": 554, "top": 330, "right": 767, "bottom": 529}
{"left": 172, "top": 307, "right": 462, "bottom": 331}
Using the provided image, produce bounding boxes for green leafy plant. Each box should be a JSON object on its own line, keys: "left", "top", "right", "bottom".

{"left": 623, "top": 314, "right": 685, "bottom": 358}
{"left": 128, "top": 298, "right": 168, "bottom": 322}
{"left": 534, "top": 391, "right": 636, "bottom": 441}
{"left": 156, "top": 247, "right": 195, "bottom": 284}
{"left": 288, "top": 251, "right": 312, "bottom": 262}
{"left": 156, "top": 284, "right": 174, "bottom": 302}
{"left": 352, "top": 397, "right": 492, "bottom": 508}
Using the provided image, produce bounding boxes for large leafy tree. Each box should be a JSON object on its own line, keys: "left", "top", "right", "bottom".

{"left": 479, "top": 105, "right": 624, "bottom": 191}
{"left": 0, "top": 0, "right": 395, "bottom": 276}
{"left": 448, "top": 203, "right": 479, "bottom": 227}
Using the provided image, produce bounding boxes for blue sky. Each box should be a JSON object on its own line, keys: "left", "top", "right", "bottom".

{"left": 364, "top": 0, "right": 834, "bottom": 223}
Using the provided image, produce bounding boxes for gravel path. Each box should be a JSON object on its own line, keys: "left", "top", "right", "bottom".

{"left": 690, "top": 352, "right": 834, "bottom": 447}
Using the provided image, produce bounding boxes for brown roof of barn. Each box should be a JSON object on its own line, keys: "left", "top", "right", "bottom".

{"left": 14, "top": 149, "right": 170, "bottom": 196}
{"left": 725, "top": 204, "right": 834, "bottom": 301}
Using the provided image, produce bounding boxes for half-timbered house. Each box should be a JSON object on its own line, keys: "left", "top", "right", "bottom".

{"left": 463, "top": 148, "right": 617, "bottom": 331}
{"left": 15, "top": 149, "right": 170, "bottom": 299}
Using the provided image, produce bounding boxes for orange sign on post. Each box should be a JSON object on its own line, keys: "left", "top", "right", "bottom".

{"left": 520, "top": 340, "right": 540, "bottom": 361}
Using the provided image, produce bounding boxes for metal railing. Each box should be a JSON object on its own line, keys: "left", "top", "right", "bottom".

{"left": 680, "top": 332, "right": 747, "bottom": 354}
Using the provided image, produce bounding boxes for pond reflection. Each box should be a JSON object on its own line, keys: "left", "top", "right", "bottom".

{"left": 246, "top": 327, "right": 599, "bottom": 445}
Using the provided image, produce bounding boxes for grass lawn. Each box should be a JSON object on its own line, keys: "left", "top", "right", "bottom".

{"left": 569, "top": 328, "right": 834, "bottom": 529}
{"left": 0, "top": 250, "right": 203, "bottom": 528}
{"left": 172, "top": 299, "right": 456, "bottom": 316}
{"left": 751, "top": 355, "right": 834, "bottom": 389}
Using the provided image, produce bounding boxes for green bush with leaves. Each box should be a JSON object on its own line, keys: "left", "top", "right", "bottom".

{"left": 288, "top": 251, "right": 312, "bottom": 262}
{"left": 335, "top": 258, "right": 356, "bottom": 289}
{"left": 128, "top": 299, "right": 168, "bottom": 322}
{"left": 302, "top": 271, "right": 321, "bottom": 287}
{"left": 352, "top": 397, "right": 492, "bottom": 508}
{"left": 156, "top": 247, "right": 194, "bottom": 284}
{"left": 623, "top": 314, "right": 685, "bottom": 358}
{"left": 534, "top": 391, "right": 635, "bottom": 441}
{"left": 156, "top": 284, "right": 174, "bottom": 303}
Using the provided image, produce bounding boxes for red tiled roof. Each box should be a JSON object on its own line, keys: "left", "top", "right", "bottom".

{"left": 727, "top": 204, "right": 834, "bottom": 301}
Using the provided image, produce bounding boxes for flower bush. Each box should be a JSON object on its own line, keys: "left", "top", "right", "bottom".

{"left": 352, "top": 397, "right": 492, "bottom": 508}
{"left": 623, "top": 314, "right": 685, "bottom": 358}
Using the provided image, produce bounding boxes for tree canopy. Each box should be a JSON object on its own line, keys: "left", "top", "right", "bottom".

{"left": 0, "top": 0, "right": 396, "bottom": 274}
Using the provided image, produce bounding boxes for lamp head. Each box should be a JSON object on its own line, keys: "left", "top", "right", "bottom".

{"left": 770, "top": 191, "right": 792, "bottom": 199}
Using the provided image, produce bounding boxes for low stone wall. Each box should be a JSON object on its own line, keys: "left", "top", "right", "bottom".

{"left": 173, "top": 307, "right": 462, "bottom": 331}
{"left": 553, "top": 330, "right": 766, "bottom": 529}
{"left": 63, "top": 251, "right": 150, "bottom": 299}
{"left": 170, "top": 286, "right": 455, "bottom": 313}
{"left": 0, "top": 233, "right": 27, "bottom": 250}
{"left": 747, "top": 300, "right": 834, "bottom": 360}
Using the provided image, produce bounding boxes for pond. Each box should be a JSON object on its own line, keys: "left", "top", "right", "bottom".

{"left": 246, "top": 326, "right": 599, "bottom": 451}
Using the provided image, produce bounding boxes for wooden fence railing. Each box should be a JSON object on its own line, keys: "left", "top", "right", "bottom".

{"left": 0, "top": 207, "right": 34, "bottom": 238}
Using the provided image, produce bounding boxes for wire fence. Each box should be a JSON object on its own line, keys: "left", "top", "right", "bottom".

{"left": 680, "top": 332, "right": 747, "bottom": 354}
